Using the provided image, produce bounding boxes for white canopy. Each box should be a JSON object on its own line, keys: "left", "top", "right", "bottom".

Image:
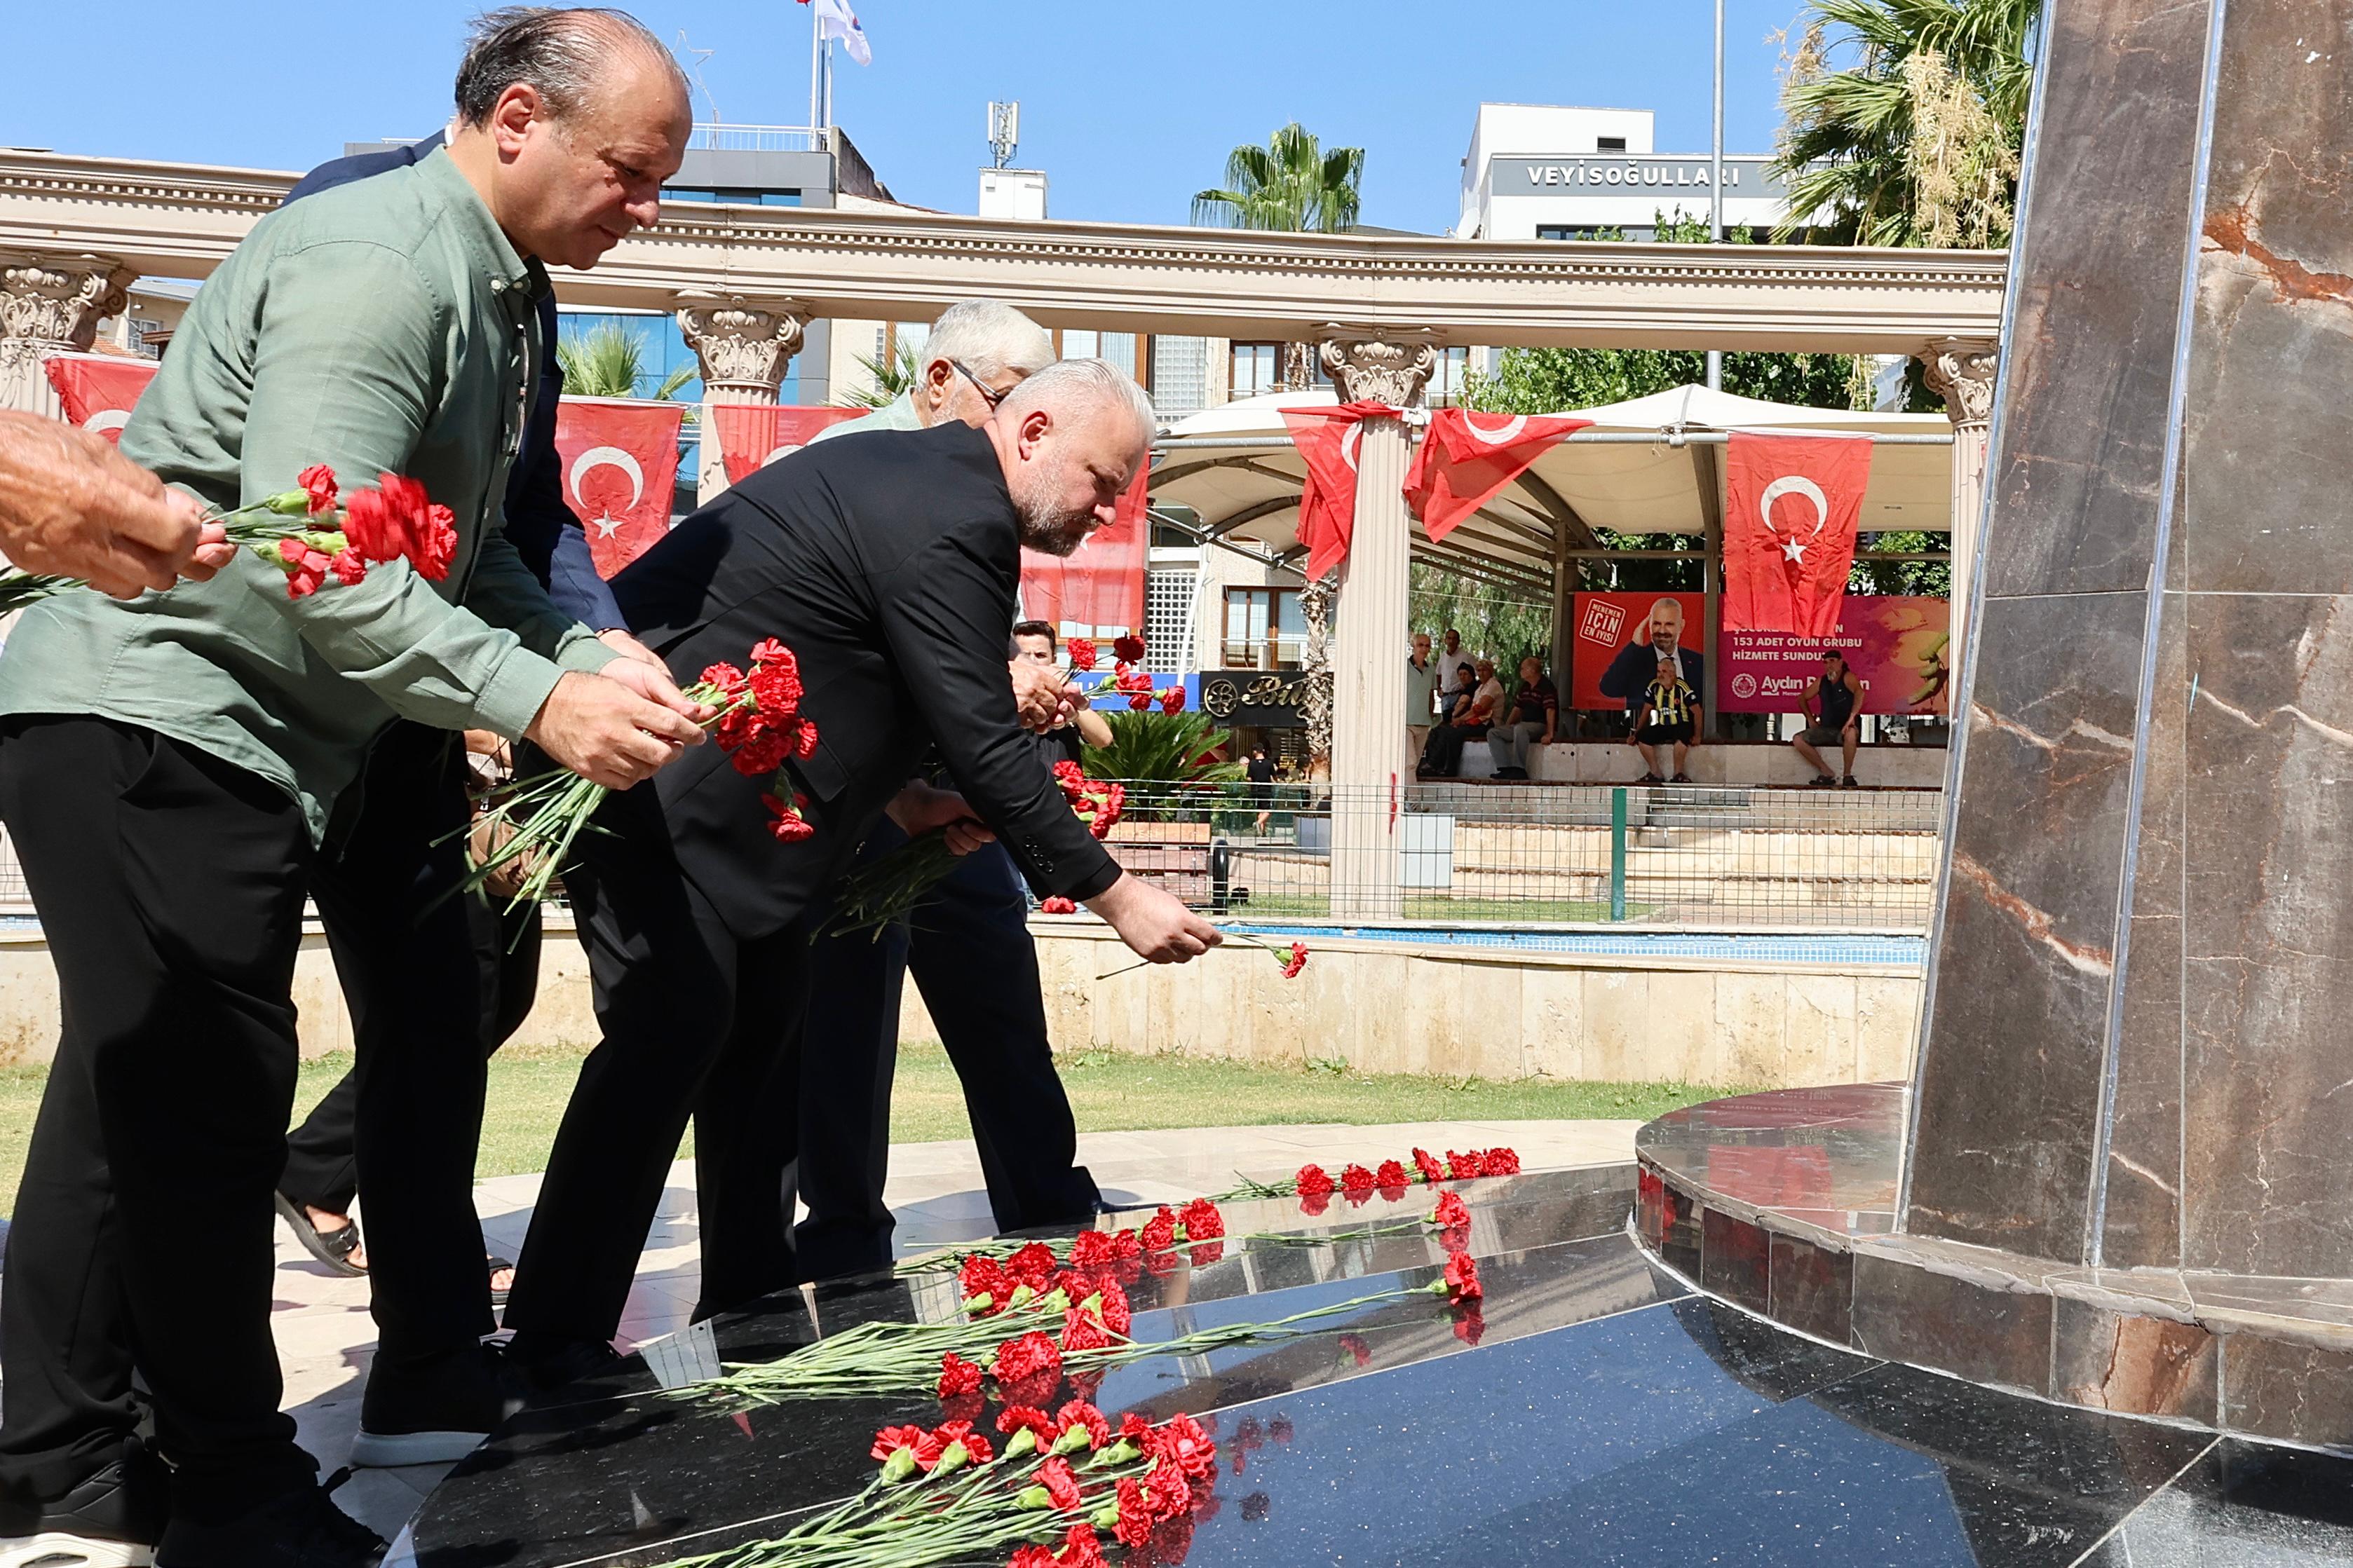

{"left": 1149, "top": 384, "right": 1953, "bottom": 592}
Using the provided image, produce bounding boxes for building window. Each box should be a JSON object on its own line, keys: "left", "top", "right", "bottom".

{"left": 1060, "top": 329, "right": 1141, "bottom": 381}
{"left": 1146, "top": 570, "right": 1199, "bottom": 673}
{"left": 1229, "top": 342, "right": 1281, "bottom": 400}
{"left": 1596, "top": 136, "right": 1627, "bottom": 152}
{"left": 1151, "top": 336, "right": 1209, "bottom": 418}
{"left": 660, "top": 187, "right": 802, "bottom": 206}
{"left": 1429, "top": 346, "right": 1470, "bottom": 408}
{"left": 1222, "top": 586, "right": 1304, "bottom": 671}
{"left": 1536, "top": 224, "right": 1611, "bottom": 241}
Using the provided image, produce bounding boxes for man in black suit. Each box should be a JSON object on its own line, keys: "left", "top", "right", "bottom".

{"left": 501, "top": 360, "right": 1219, "bottom": 1384}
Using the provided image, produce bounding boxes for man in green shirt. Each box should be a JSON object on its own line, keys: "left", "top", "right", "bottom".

{"left": 0, "top": 11, "right": 701, "bottom": 1564}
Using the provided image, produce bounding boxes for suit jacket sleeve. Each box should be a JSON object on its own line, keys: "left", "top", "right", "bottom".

{"left": 1598, "top": 642, "right": 1646, "bottom": 704}
{"left": 507, "top": 292, "right": 628, "bottom": 629}
{"left": 871, "top": 519, "right": 1120, "bottom": 901}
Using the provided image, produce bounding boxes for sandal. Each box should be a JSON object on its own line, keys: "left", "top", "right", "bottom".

{"left": 274, "top": 1192, "right": 367, "bottom": 1277}
{"left": 1669, "top": 773, "right": 1693, "bottom": 784}
{"left": 1841, "top": 775, "right": 1859, "bottom": 789}
{"left": 489, "top": 1254, "right": 515, "bottom": 1307}
{"left": 1810, "top": 774, "right": 1836, "bottom": 787}
{"left": 1638, "top": 772, "right": 1664, "bottom": 784}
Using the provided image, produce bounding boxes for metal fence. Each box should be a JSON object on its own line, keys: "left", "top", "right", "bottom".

{"left": 1091, "top": 781, "right": 1943, "bottom": 933}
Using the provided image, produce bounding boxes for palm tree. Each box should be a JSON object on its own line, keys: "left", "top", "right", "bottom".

{"left": 555, "top": 322, "right": 696, "bottom": 400}
{"left": 1191, "top": 123, "right": 1365, "bottom": 234}
{"left": 1770, "top": 0, "right": 2039, "bottom": 247}
{"left": 843, "top": 339, "right": 921, "bottom": 410}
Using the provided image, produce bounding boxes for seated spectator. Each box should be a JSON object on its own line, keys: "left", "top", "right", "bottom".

{"left": 1627, "top": 657, "right": 1699, "bottom": 783}
{"left": 1486, "top": 656, "right": 1558, "bottom": 779}
{"left": 1793, "top": 650, "right": 1862, "bottom": 787}
{"left": 1422, "top": 659, "right": 1504, "bottom": 777}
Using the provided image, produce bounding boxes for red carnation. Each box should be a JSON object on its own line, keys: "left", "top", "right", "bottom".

{"left": 937, "top": 1351, "right": 984, "bottom": 1398}
{"left": 764, "top": 794, "right": 815, "bottom": 843}
{"left": 1431, "top": 1190, "right": 1472, "bottom": 1229}
{"left": 1159, "top": 688, "right": 1184, "bottom": 715}
{"left": 1038, "top": 1454, "right": 1083, "bottom": 1511}
{"left": 1484, "top": 1146, "right": 1522, "bottom": 1175}
{"left": 750, "top": 664, "right": 803, "bottom": 718}
{"left": 1412, "top": 1147, "right": 1446, "bottom": 1184}
{"left": 1454, "top": 1305, "right": 1487, "bottom": 1347}
{"left": 284, "top": 547, "right": 332, "bottom": 599}
{"left": 1177, "top": 1198, "right": 1224, "bottom": 1241}
{"left": 1040, "top": 896, "right": 1078, "bottom": 914}
{"left": 1444, "top": 1251, "right": 1484, "bottom": 1302}
{"left": 1113, "top": 634, "right": 1147, "bottom": 664}
{"left": 1340, "top": 1164, "right": 1376, "bottom": 1196}
{"left": 1053, "top": 758, "right": 1087, "bottom": 791}
{"left": 998, "top": 1403, "right": 1054, "bottom": 1443}
{"left": 1012, "top": 1548, "right": 1056, "bottom": 1568}
{"left": 328, "top": 548, "right": 367, "bottom": 587}
{"left": 1056, "top": 1399, "right": 1110, "bottom": 1450}
{"left": 1066, "top": 638, "right": 1098, "bottom": 671}
{"left": 1113, "top": 1480, "right": 1153, "bottom": 1548}
{"left": 750, "top": 637, "right": 791, "bottom": 667}
{"left": 1057, "top": 1524, "right": 1108, "bottom": 1568}
{"left": 733, "top": 728, "right": 791, "bottom": 777}
{"left": 297, "top": 463, "right": 339, "bottom": 516}
{"left": 870, "top": 1423, "right": 928, "bottom": 1464}
{"left": 993, "top": 1330, "right": 1062, "bottom": 1387}
{"left": 1007, "top": 1242, "right": 1059, "bottom": 1288}
{"left": 1071, "top": 1229, "right": 1118, "bottom": 1268}
{"left": 1062, "top": 1305, "right": 1116, "bottom": 1355}
{"left": 1188, "top": 1240, "right": 1225, "bottom": 1266}
{"left": 1139, "top": 1207, "right": 1176, "bottom": 1252}
{"left": 1154, "top": 1412, "right": 1216, "bottom": 1480}
{"left": 1375, "top": 1159, "right": 1408, "bottom": 1191}
{"left": 1281, "top": 941, "right": 1309, "bottom": 979}
{"left": 1144, "top": 1459, "right": 1193, "bottom": 1522}
{"left": 933, "top": 1419, "right": 992, "bottom": 1464}
{"left": 699, "top": 661, "right": 748, "bottom": 697}
{"left": 339, "top": 486, "right": 400, "bottom": 564}
{"left": 958, "top": 1253, "right": 1012, "bottom": 1309}
{"left": 1094, "top": 1280, "right": 1132, "bottom": 1335}
{"left": 1299, "top": 1188, "right": 1331, "bottom": 1218}
{"left": 1295, "top": 1164, "right": 1335, "bottom": 1200}
{"left": 1109, "top": 1228, "right": 1141, "bottom": 1260}
{"left": 1447, "top": 1149, "right": 1487, "bottom": 1181}
{"left": 1339, "top": 1332, "right": 1372, "bottom": 1367}
{"left": 1127, "top": 693, "right": 1151, "bottom": 711}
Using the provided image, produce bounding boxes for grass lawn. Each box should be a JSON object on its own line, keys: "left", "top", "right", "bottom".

{"left": 0, "top": 1044, "right": 1732, "bottom": 1218}
{"left": 1237, "top": 894, "right": 1648, "bottom": 922}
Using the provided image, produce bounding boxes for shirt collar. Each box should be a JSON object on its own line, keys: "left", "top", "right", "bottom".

{"left": 415, "top": 145, "right": 537, "bottom": 299}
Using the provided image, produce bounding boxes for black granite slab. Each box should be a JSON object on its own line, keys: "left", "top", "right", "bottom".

{"left": 2079, "top": 1439, "right": 2353, "bottom": 1564}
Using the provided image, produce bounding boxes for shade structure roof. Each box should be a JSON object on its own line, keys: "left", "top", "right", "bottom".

{"left": 1150, "top": 384, "right": 1954, "bottom": 594}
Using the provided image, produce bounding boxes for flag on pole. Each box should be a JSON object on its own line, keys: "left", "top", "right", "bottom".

{"left": 803, "top": 0, "right": 872, "bottom": 65}
{"left": 552, "top": 397, "right": 686, "bottom": 578}
{"left": 42, "top": 353, "right": 159, "bottom": 444}
{"left": 1279, "top": 401, "right": 1394, "bottom": 580}
{"left": 1721, "top": 429, "right": 1873, "bottom": 636}
{"left": 1404, "top": 408, "right": 1593, "bottom": 543}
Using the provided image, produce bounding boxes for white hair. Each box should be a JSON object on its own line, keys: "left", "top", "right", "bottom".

{"left": 996, "top": 357, "right": 1158, "bottom": 448}
{"left": 919, "top": 300, "right": 1055, "bottom": 385}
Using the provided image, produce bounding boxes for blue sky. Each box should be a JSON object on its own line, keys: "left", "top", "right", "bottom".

{"left": 6, "top": 1, "right": 1805, "bottom": 233}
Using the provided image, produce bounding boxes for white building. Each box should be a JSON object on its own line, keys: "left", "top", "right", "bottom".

{"left": 1456, "top": 104, "right": 1791, "bottom": 242}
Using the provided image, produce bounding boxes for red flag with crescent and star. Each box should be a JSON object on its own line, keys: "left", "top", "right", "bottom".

{"left": 552, "top": 396, "right": 686, "bottom": 578}
{"left": 1404, "top": 408, "right": 1592, "bottom": 542}
{"left": 1721, "top": 429, "right": 1873, "bottom": 636}
{"left": 1019, "top": 465, "right": 1148, "bottom": 639}
{"left": 42, "top": 353, "right": 159, "bottom": 445}
{"left": 711, "top": 403, "right": 866, "bottom": 486}
{"left": 1280, "top": 401, "right": 1395, "bottom": 580}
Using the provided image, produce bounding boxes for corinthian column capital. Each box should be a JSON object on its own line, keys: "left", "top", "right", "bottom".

{"left": 675, "top": 294, "right": 808, "bottom": 402}
{"left": 1315, "top": 328, "right": 1441, "bottom": 409}
{"left": 1919, "top": 336, "right": 2000, "bottom": 428}
{"left": 0, "top": 254, "right": 133, "bottom": 362}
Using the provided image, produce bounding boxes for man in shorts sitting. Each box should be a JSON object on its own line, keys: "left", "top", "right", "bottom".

{"left": 1627, "top": 657, "right": 1698, "bottom": 783}
{"left": 1793, "top": 650, "right": 1863, "bottom": 786}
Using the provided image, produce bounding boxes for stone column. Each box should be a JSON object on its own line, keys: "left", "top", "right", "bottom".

{"left": 677, "top": 294, "right": 806, "bottom": 504}
{"left": 0, "top": 254, "right": 133, "bottom": 417}
{"left": 1919, "top": 336, "right": 1998, "bottom": 704}
{"left": 1319, "top": 329, "right": 1437, "bottom": 922}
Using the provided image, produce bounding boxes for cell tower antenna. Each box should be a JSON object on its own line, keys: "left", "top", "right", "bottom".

{"left": 987, "top": 101, "right": 1020, "bottom": 170}
{"left": 675, "top": 30, "right": 720, "bottom": 126}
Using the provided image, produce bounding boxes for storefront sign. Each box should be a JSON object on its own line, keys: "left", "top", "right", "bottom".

{"left": 1487, "top": 155, "right": 1787, "bottom": 200}
{"left": 1198, "top": 669, "right": 1309, "bottom": 728}
{"left": 1567, "top": 592, "right": 1707, "bottom": 709}
{"left": 1718, "top": 596, "right": 1950, "bottom": 715}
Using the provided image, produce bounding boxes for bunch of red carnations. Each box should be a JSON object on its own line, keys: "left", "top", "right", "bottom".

{"left": 1068, "top": 632, "right": 1184, "bottom": 715}
{"left": 459, "top": 634, "right": 815, "bottom": 908}
{"left": 1287, "top": 1144, "right": 1521, "bottom": 1209}
{"left": 0, "top": 461, "right": 457, "bottom": 615}
{"left": 651, "top": 1403, "right": 1220, "bottom": 1568}
{"left": 1052, "top": 760, "right": 1125, "bottom": 840}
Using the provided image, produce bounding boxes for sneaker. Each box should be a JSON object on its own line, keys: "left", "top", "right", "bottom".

{"left": 503, "top": 1331, "right": 625, "bottom": 1396}
{"left": 154, "top": 1481, "right": 383, "bottom": 1568}
{"left": 0, "top": 1438, "right": 168, "bottom": 1567}
{"left": 348, "top": 1344, "right": 522, "bottom": 1468}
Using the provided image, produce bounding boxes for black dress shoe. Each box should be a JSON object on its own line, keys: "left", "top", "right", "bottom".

{"left": 0, "top": 1436, "right": 168, "bottom": 1566}
{"left": 503, "top": 1330, "right": 625, "bottom": 1394}
{"left": 349, "top": 1344, "right": 522, "bottom": 1468}
{"left": 154, "top": 1482, "right": 384, "bottom": 1568}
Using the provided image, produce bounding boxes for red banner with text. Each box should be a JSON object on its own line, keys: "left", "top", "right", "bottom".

{"left": 1019, "top": 468, "right": 1149, "bottom": 640}
{"left": 552, "top": 397, "right": 685, "bottom": 579}
{"left": 42, "top": 353, "right": 158, "bottom": 444}
{"left": 1566, "top": 592, "right": 1708, "bottom": 709}
{"left": 1718, "top": 596, "right": 1950, "bottom": 715}
{"left": 712, "top": 403, "right": 866, "bottom": 486}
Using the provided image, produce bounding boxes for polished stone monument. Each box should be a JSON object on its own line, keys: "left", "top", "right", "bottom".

{"left": 1636, "top": 0, "right": 2353, "bottom": 1446}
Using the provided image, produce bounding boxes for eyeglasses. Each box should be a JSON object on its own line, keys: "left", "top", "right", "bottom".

{"left": 952, "top": 360, "right": 1011, "bottom": 409}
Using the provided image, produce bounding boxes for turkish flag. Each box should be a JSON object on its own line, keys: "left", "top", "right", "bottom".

{"left": 1721, "top": 430, "right": 1873, "bottom": 636}
{"left": 1021, "top": 466, "right": 1148, "bottom": 640}
{"left": 42, "top": 353, "right": 158, "bottom": 444}
{"left": 552, "top": 397, "right": 686, "bottom": 579}
{"left": 1279, "top": 401, "right": 1394, "bottom": 579}
{"left": 712, "top": 403, "right": 866, "bottom": 486}
{"left": 1404, "top": 409, "right": 1592, "bottom": 543}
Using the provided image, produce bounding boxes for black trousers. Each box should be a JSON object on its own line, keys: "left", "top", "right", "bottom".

{"left": 1420, "top": 722, "right": 1487, "bottom": 777}
{"left": 280, "top": 895, "right": 541, "bottom": 1217}
{"left": 501, "top": 790, "right": 808, "bottom": 1343}
{"left": 794, "top": 824, "right": 1099, "bottom": 1283}
{"left": 0, "top": 718, "right": 494, "bottom": 1523}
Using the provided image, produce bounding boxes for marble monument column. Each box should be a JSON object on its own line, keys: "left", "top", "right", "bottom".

{"left": 0, "top": 254, "right": 132, "bottom": 418}
{"left": 1918, "top": 335, "right": 1997, "bottom": 703}
{"left": 1318, "top": 329, "right": 1436, "bottom": 922}
{"left": 1904, "top": 0, "right": 2353, "bottom": 1279}
{"left": 677, "top": 294, "right": 806, "bottom": 505}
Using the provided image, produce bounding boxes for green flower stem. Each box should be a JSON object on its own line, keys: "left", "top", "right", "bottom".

{"left": 817, "top": 830, "right": 962, "bottom": 943}
{"left": 0, "top": 498, "right": 354, "bottom": 616}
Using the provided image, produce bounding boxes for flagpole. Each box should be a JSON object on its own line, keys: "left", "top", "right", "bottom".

{"left": 1705, "top": 0, "right": 1724, "bottom": 393}
{"left": 808, "top": 4, "right": 824, "bottom": 144}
